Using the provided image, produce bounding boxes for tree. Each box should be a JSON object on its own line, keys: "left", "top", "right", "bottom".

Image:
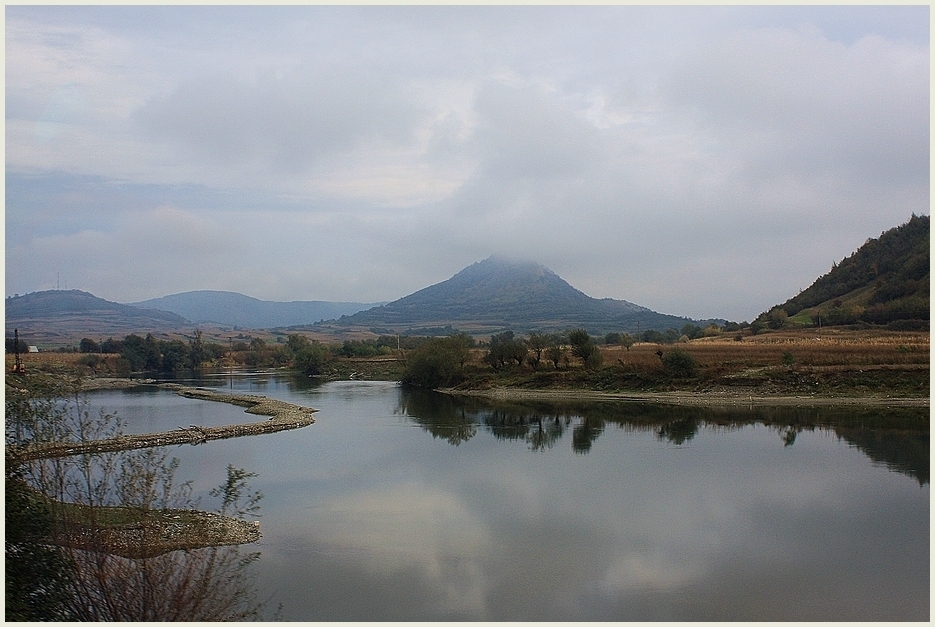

{"left": 6, "top": 383, "right": 268, "bottom": 621}
{"left": 79, "top": 338, "right": 100, "bottom": 353}
{"left": 189, "top": 330, "right": 207, "bottom": 368}
{"left": 447, "top": 332, "right": 475, "bottom": 369}
{"left": 485, "top": 331, "right": 526, "bottom": 370}
{"left": 546, "top": 343, "right": 564, "bottom": 370}
{"left": 680, "top": 324, "right": 703, "bottom": 340}
{"left": 568, "top": 329, "right": 601, "bottom": 369}
{"left": 401, "top": 335, "right": 469, "bottom": 388}
{"left": 5, "top": 472, "right": 76, "bottom": 621}
{"left": 766, "top": 308, "right": 788, "bottom": 330}
{"left": 285, "top": 334, "right": 310, "bottom": 355}
{"left": 660, "top": 348, "right": 698, "bottom": 378}
{"left": 526, "top": 333, "right": 548, "bottom": 370}
{"left": 294, "top": 341, "right": 330, "bottom": 375}
{"left": 620, "top": 333, "right": 635, "bottom": 351}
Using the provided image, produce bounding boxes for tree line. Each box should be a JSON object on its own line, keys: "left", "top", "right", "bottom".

{"left": 67, "top": 332, "right": 412, "bottom": 375}
{"left": 401, "top": 326, "right": 712, "bottom": 389}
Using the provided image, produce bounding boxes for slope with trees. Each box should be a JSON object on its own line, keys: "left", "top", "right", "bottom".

{"left": 755, "top": 215, "right": 929, "bottom": 330}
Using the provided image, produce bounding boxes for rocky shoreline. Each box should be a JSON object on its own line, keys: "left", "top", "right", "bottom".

{"left": 56, "top": 508, "right": 262, "bottom": 559}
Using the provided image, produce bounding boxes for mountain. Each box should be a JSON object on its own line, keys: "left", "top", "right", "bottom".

{"left": 759, "top": 214, "right": 929, "bottom": 328}
{"left": 131, "top": 291, "right": 381, "bottom": 329}
{"left": 320, "top": 256, "right": 720, "bottom": 335}
{"left": 5, "top": 290, "right": 191, "bottom": 345}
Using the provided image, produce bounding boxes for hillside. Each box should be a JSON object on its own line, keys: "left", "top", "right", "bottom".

{"left": 320, "top": 256, "right": 720, "bottom": 335}
{"left": 759, "top": 214, "right": 929, "bottom": 328}
{"left": 132, "top": 291, "right": 381, "bottom": 329}
{"left": 5, "top": 290, "right": 190, "bottom": 345}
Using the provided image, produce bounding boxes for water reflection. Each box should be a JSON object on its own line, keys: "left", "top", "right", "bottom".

{"left": 398, "top": 388, "right": 929, "bottom": 485}
{"left": 77, "top": 377, "right": 927, "bottom": 620}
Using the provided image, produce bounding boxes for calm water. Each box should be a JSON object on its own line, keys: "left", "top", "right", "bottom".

{"left": 86, "top": 373, "right": 929, "bottom": 621}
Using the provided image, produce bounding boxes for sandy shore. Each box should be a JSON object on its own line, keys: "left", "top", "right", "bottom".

{"left": 440, "top": 386, "right": 930, "bottom": 408}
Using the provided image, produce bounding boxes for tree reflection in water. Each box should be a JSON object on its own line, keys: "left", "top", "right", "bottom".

{"left": 397, "top": 387, "right": 929, "bottom": 485}
{"left": 6, "top": 386, "right": 270, "bottom": 621}
{"left": 63, "top": 544, "right": 263, "bottom": 621}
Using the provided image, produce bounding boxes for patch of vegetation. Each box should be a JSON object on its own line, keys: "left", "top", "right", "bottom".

{"left": 757, "top": 214, "right": 929, "bottom": 328}
{"left": 5, "top": 377, "right": 271, "bottom": 620}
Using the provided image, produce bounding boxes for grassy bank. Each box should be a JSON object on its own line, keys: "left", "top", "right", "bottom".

{"left": 8, "top": 328, "right": 928, "bottom": 402}
{"left": 442, "top": 329, "right": 930, "bottom": 402}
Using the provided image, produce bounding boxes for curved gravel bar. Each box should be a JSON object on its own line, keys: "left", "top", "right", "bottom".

{"left": 8, "top": 384, "right": 317, "bottom": 463}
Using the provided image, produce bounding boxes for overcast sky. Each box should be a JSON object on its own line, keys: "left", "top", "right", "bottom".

{"left": 5, "top": 5, "right": 929, "bottom": 322}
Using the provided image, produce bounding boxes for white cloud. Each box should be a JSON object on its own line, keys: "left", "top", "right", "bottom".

{"left": 5, "top": 6, "right": 928, "bottom": 321}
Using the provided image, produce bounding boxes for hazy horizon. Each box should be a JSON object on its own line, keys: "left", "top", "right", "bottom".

{"left": 6, "top": 6, "right": 929, "bottom": 322}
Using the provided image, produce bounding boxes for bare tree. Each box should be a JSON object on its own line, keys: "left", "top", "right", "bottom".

{"left": 7, "top": 380, "right": 268, "bottom": 621}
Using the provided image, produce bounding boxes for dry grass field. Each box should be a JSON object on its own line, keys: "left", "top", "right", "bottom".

{"left": 601, "top": 328, "right": 929, "bottom": 371}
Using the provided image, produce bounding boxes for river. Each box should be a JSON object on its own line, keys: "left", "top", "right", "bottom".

{"left": 84, "top": 371, "right": 929, "bottom": 621}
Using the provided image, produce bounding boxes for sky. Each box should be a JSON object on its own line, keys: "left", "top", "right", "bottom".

{"left": 5, "top": 5, "right": 929, "bottom": 323}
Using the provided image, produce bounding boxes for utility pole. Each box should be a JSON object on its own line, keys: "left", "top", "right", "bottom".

{"left": 12, "top": 329, "right": 25, "bottom": 373}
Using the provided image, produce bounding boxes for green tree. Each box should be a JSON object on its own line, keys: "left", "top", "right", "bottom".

{"left": 526, "top": 333, "right": 548, "bottom": 370}
{"left": 5, "top": 472, "right": 76, "bottom": 621}
{"left": 680, "top": 324, "right": 703, "bottom": 340}
{"left": 485, "top": 331, "right": 526, "bottom": 370}
{"left": 620, "top": 333, "right": 635, "bottom": 351}
{"left": 766, "top": 308, "right": 789, "bottom": 330}
{"left": 401, "top": 335, "right": 468, "bottom": 388}
{"left": 660, "top": 348, "right": 698, "bottom": 378}
{"left": 294, "top": 341, "right": 330, "bottom": 375}
{"left": 189, "top": 330, "right": 208, "bottom": 368}
{"left": 546, "top": 343, "right": 564, "bottom": 369}
{"left": 79, "top": 338, "right": 100, "bottom": 353}
{"left": 568, "top": 329, "right": 601, "bottom": 369}
{"left": 286, "top": 334, "right": 311, "bottom": 355}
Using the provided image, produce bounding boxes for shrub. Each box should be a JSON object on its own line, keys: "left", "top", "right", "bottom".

{"left": 568, "top": 329, "right": 600, "bottom": 368}
{"left": 294, "top": 342, "right": 330, "bottom": 375}
{"left": 661, "top": 348, "right": 698, "bottom": 378}
{"left": 401, "top": 336, "right": 468, "bottom": 389}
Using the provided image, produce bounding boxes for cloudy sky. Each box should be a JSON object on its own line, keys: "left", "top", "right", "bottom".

{"left": 5, "top": 5, "right": 929, "bottom": 322}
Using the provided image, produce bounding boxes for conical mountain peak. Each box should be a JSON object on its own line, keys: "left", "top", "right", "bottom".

{"left": 330, "top": 258, "right": 705, "bottom": 334}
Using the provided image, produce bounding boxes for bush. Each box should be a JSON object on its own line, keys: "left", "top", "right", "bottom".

{"left": 568, "top": 329, "right": 601, "bottom": 368}
{"left": 77, "top": 354, "right": 101, "bottom": 368}
{"left": 661, "top": 348, "right": 698, "bottom": 378}
{"left": 401, "top": 336, "right": 469, "bottom": 389}
{"left": 294, "top": 342, "right": 330, "bottom": 375}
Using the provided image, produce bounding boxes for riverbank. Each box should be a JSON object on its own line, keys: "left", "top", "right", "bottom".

{"left": 54, "top": 505, "right": 262, "bottom": 559}
{"left": 440, "top": 385, "right": 930, "bottom": 407}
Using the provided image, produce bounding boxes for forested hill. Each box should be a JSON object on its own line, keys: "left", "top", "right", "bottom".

{"left": 323, "top": 256, "right": 720, "bottom": 335}
{"left": 760, "top": 214, "right": 929, "bottom": 328}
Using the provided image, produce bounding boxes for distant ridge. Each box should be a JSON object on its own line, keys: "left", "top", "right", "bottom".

{"left": 322, "top": 256, "right": 720, "bottom": 335}
{"left": 132, "top": 290, "right": 382, "bottom": 329}
{"left": 5, "top": 290, "right": 190, "bottom": 344}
